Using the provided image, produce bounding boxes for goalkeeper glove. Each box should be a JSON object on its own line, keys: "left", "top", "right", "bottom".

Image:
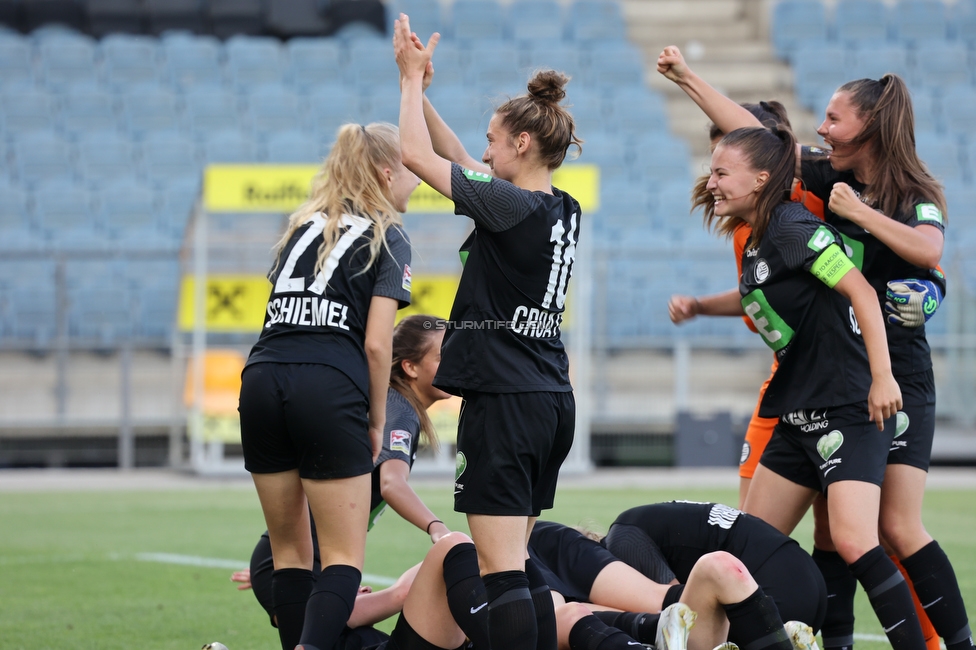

{"left": 884, "top": 279, "right": 942, "bottom": 328}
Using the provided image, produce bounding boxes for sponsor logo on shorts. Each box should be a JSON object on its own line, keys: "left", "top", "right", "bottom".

{"left": 895, "top": 411, "right": 909, "bottom": 438}
{"left": 801, "top": 419, "right": 830, "bottom": 433}
{"left": 402, "top": 264, "right": 412, "bottom": 291}
{"left": 389, "top": 429, "right": 411, "bottom": 455}
{"left": 454, "top": 451, "right": 466, "bottom": 494}
{"left": 782, "top": 408, "right": 827, "bottom": 427}
{"left": 739, "top": 441, "right": 751, "bottom": 465}
{"left": 755, "top": 259, "right": 770, "bottom": 283}
{"left": 817, "top": 430, "right": 844, "bottom": 461}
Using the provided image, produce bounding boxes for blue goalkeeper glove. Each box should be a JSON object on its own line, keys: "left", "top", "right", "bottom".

{"left": 884, "top": 279, "right": 943, "bottom": 328}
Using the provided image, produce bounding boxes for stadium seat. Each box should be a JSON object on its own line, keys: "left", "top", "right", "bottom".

{"left": 306, "top": 83, "right": 362, "bottom": 134}
{"left": 510, "top": 0, "right": 564, "bottom": 44}
{"left": 771, "top": 0, "right": 829, "bottom": 61}
{"left": 361, "top": 87, "right": 399, "bottom": 125}
{"left": 244, "top": 83, "right": 304, "bottom": 134}
{"left": 98, "top": 176, "right": 167, "bottom": 252}
{"left": 0, "top": 180, "right": 39, "bottom": 253}
{"left": 37, "top": 32, "right": 97, "bottom": 87}
{"left": 467, "top": 41, "right": 521, "bottom": 91}
{"left": 76, "top": 130, "right": 139, "bottom": 185}
{"left": 891, "top": 0, "right": 949, "bottom": 45}
{"left": 791, "top": 41, "right": 849, "bottom": 109}
{"left": 424, "top": 41, "right": 466, "bottom": 86}
{"left": 264, "top": 129, "right": 321, "bottom": 163}
{"left": 157, "top": 176, "right": 199, "bottom": 240}
{"left": 632, "top": 132, "right": 692, "bottom": 188}
{"left": 146, "top": 0, "right": 207, "bottom": 35}
{"left": 12, "top": 131, "right": 75, "bottom": 184}
{"left": 654, "top": 180, "right": 698, "bottom": 230}
{"left": 285, "top": 38, "right": 344, "bottom": 92}
{"left": 449, "top": 0, "right": 506, "bottom": 42}
{"left": 847, "top": 43, "right": 910, "bottom": 81}
{"left": 201, "top": 128, "right": 258, "bottom": 164}
{"left": 120, "top": 83, "right": 182, "bottom": 137}
{"left": 911, "top": 42, "right": 971, "bottom": 89}
{"left": 568, "top": 0, "right": 626, "bottom": 42}
{"left": 100, "top": 35, "right": 161, "bottom": 89}
{"left": 161, "top": 33, "right": 224, "bottom": 88}
{"left": 522, "top": 43, "right": 582, "bottom": 79}
{"left": 69, "top": 284, "right": 134, "bottom": 345}
{"left": 951, "top": 0, "right": 976, "bottom": 45}
{"left": 0, "top": 33, "right": 34, "bottom": 87}
{"left": 8, "top": 285, "right": 57, "bottom": 346}
{"left": 424, "top": 83, "right": 487, "bottom": 134}
{"left": 58, "top": 83, "right": 119, "bottom": 136}
{"left": 939, "top": 84, "right": 976, "bottom": 134}
{"left": 391, "top": 0, "right": 442, "bottom": 41}
{"left": 183, "top": 85, "right": 241, "bottom": 136}
{"left": 86, "top": 0, "right": 145, "bottom": 37}
{"left": 911, "top": 89, "right": 941, "bottom": 133}
{"left": 833, "top": 0, "right": 890, "bottom": 45}
{"left": 225, "top": 35, "right": 285, "bottom": 89}
{"left": 606, "top": 87, "right": 667, "bottom": 133}
{"left": 345, "top": 35, "right": 400, "bottom": 88}
{"left": 1, "top": 86, "right": 57, "bottom": 133}
{"left": 915, "top": 131, "right": 963, "bottom": 184}
{"left": 140, "top": 130, "right": 202, "bottom": 185}
{"left": 33, "top": 178, "right": 103, "bottom": 251}
{"left": 566, "top": 90, "right": 605, "bottom": 135}
{"left": 210, "top": 0, "right": 265, "bottom": 38}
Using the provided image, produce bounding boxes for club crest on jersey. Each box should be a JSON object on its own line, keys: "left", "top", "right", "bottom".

{"left": 463, "top": 168, "right": 492, "bottom": 183}
{"left": 390, "top": 429, "right": 411, "bottom": 455}
{"left": 755, "top": 259, "right": 770, "bottom": 283}
{"left": 402, "top": 264, "right": 412, "bottom": 292}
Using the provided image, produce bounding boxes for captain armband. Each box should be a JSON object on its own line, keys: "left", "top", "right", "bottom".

{"left": 810, "top": 243, "right": 855, "bottom": 288}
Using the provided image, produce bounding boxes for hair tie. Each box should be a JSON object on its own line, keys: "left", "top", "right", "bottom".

{"left": 879, "top": 75, "right": 890, "bottom": 87}
{"left": 759, "top": 100, "right": 772, "bottom": 111}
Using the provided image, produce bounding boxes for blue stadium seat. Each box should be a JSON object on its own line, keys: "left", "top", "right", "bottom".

{"left": 12, "top": 131, "right": 75, "bottom": 184}
{"left": 833, "top": 0, "right": 890, "bottom": 45}
{"left": 243, "top": 83, "right": 304, "bottom": 134}
{"left": 791, "top": 41, "right": 849, "bottom": 109}
{"left": 606, "top": 87, "right": 667, "bottom": 133}
{"left": 161, "top": 33, "right": 224, "bottom": 88}
{"left": 285, "top": 38, "right": 344, "bottom": 92}
{"left": 911, "top": 42, "right": 971, "bottom": 89}
{"left": 306, "top": 83, "right": 362, "bottom": 134}
{"left": 98, "top": 176, "right": 161, "bottom": 247}
{"left": 653, "top": 180, "right": 697, "bottom": 229}
{"left": 424, "top": 83, "right": 486, "bottom": 134}
{"left": 425, "top": 42, "right": 466, "bottom": 86}
{"left": 467, "top": 41, "right": 521, "bottom": 91}
{"left": 345, "top": 36, "right": 400, "bottom": 89}
{"left": 140, "top": 130, "right": 202, "bottom": 185}
{"left": 510, "top": 1, "right": 564, "bottom": 44}
{"left": 951, "top": 0, "right": 976, "bottom": 45}
{"left": 37, "top": 32, "right": 97, "bottom": 87}
{"left": 911, "top": 89, "right": 941, "bottom": 133}
{"left": 120, "top": 83, "right": 182, "bottom": 137}
{"left": 940, "top": 84, "right": 976, "bottom": 134}
{"left": 76, "top": 130, "right": 139, "bottom": 185}
{"left": 136, "top": 283, "right": 178, "bottom": 342}
{"left": 183, "top": 85, "right": 241, "bottom": 136}
{"left": 449, "top": 0, "right": 506, "bottom": 42}
{"left": 157, "top": 176, "right": 199, "bottom": 239}
{"left": 361, "top": 87, "right": 399, "bottom": 125}
{"left": 1, "top": 85, "right": 56, "bottom": 133}
{"left": 568, "top": 0, "right": 626, "bottom": 42}
{"left": 599, "top": 176, "right": 653, "bottom": 216}
{"left": 915, "top": 131, "right": 963, "bottom": 184}
{"left": 69, "top": 285, "right": 134, "bottom": 345}
{"left": 566, "top": 90, "right": 605, "bottom": 135}
{"left": 225, "top": 35, "right": 285, "bottom": 89}
{"left": 0, "top": 180, "right": 39, "bottom": 253}
{"left": 58, "top": 83, "right": 119, "bottom": 136}
{"left": 891, "top": 0, "right": 949, "bottom": 45}
{"left": 522, "top": 43, "right": 583, "bottom": 79}
{"left": 848, "top": 43, "right": 909, "bottom": 81}
{"left": 943, "top": 181, "right": 976, "bottom": 231}
{"left": 33, "top": 178, "right": 103, "bottom": 251}
{"left": 9, "top": 286, "right": 57, "bottom": 346}
{"left": 392, "top": 0, "right": 443, "bottom": 41}
{"left": 264, "top": 130, "right": 321, "bottom": 163}
{"left": 99, "top": 35, "right": 161, "bottom": 89}
{"left": 0, "top": 33, "right": 34, "bottom": 86}
{"left": 581, "top": 56, "right": 644, "bottom": 89}
{"left": 771, "top": 0, "right": 829, "bottom": 61}
{"left": 201, "top": 128, "right": 258, "bottom": 164}
{"left": 631, "top": 132, "right": 691, "bottom": 187}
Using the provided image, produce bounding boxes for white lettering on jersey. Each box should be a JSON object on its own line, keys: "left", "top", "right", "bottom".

{"left": 542, "top": 213, "right": 578, "bottom": 310}
{"left": 266, "top": 296, "right": 351, "bottom": 331}
{"left": 511, "top": 305, "right": 563, "bottom": 338}
{"left": 274, "top": 213, "right": 371, "bottom": 296}
{"left": 707, "top": 503, "right": 742, "bottom": 530}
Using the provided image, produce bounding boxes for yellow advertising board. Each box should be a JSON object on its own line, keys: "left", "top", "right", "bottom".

{"left": 203, "top": 164, "right": 599, "bottom": 214}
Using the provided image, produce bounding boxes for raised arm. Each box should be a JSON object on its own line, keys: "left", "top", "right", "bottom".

{"left": 395, "top": 14, "right": 453, "bottom": 198}
{"left": 422, "top": 94, "right": 490, "bottom": 173}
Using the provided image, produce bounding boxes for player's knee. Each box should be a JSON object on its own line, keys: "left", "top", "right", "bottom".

{"left": 427, "top": 531, "right": 474, "bottom": 562}
{"left": 555, "top": 602, "right": 592, "bottom": 631}
{"left": 878, "top": 514, "right": 928, "bottom": 558}
{"left": 832, "top": 536, "right": 876, "bottom": 565}
{"left": 694, "top": 551, "right": 751, "bottom": 587}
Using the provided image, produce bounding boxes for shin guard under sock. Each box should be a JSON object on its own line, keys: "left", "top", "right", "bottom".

{"left": 271, "top": 567, "right": 314, "bottom": 650}
{"left": 813, "top": 548, "right": 857, "bottom": 650}
{"left": 525, "top": 558, "right": 557, "bottom": 650}
{"left": 592, "top": 610, "right": 660, "bottom": 643}
{"left": 298, "top": 564, "right": 361, "bottom": 650}
{"left": 892, "top": 554, "right": 940, "bottom": 650}
{"left": 443, "top": 543, "right": 490, "bottom": 650}
{"left": 568, "top": 614, "right": 642, "bottom": 650}
{"left": 483, "top": 570, "right": 537, "bottom": 650}
{"left": 722, "top": 587, "right": 792, "bottom": 650}
{"left": 901, "top": 541, "right": 975, "bottom": 650}
{"left": 850, "top": 546, "right": 925, "bottom": 650}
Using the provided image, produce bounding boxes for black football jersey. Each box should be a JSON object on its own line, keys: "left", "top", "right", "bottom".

{"left": 246, "top": 213, "right": 412, "bottom": 397}
{"left": 434, "top": 163, "right": 582, "bottom": 394}
{"left": 368, "top": 387, "right": 421, "bottom": 530}
{"left": 801, "top": 150, "right": 947, "bottom": 376}
{"left": 740, "top": 202, "right": 871, "bottom": 416}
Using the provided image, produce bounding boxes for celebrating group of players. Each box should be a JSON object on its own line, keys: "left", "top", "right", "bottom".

{"left": 223, "top": 10, "right": 973, "bottom": 650}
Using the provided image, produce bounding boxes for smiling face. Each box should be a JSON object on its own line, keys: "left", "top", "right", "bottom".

{"left": 706, "top": 143, "right": 766, "bottom": 223}
{"left": 817, "top": 91, "right": 870, "bottom": 173}
{"left": 386, "top": 159, "right": 421, "bottom": 212}
{"left": 482, "top": 112, "right": 524, "bottom": 181}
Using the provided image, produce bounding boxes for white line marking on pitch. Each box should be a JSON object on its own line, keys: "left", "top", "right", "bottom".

{"left": 134, "top": 553, "right": 396, "bottom": 585}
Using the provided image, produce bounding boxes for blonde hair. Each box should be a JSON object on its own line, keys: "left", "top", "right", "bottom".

{"left": 273, "top": 122, "right": 405, "bottom": 277}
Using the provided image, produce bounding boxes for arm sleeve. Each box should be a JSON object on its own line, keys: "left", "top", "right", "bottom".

{"left": 375, "top": 397, "right": 419, "bottom": 466}
{"left": 770, "top": 205, "right": 856, "bottom": 287}
{"left": 904, "top": 200, "right": 946, "bottom": 233}
{"left": 373, "top": 225, "right": 412, "bottom": 308}
{"left": 450, "top": 162, "right": 542, "bottom": 232}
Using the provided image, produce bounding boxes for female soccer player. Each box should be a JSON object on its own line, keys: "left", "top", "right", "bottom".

{"left": 234, "top": 314, "right": 453, "bottom": 629}
{"left": 238, "top": 122, "right": 417, "bottom": 650}
{"left": 659, "top": 45, "right": 971, "bottom": 650}
{"left": 395, "top": 15, "right": 583, "bottom": 650}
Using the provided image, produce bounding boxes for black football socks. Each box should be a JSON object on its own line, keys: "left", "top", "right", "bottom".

{"left": 297, "top": 564, "right": 361, "bottom": 650}
{"left": 443, "top": 542, "right": 491, "bottom": 650}
{"left": 850, "top": 546, "right": 925, "bottom": 650}
{"left": 592, "top": 610, "right": 660, "bottom": 643}
{"left": 568, "top": 613, "right": 643, "bottom": 650}
{"left": 271, "top": 567, "right": 314, "bottom": 650}
{"left": 901, "top": 540, "right": 975, "bottom": 650}
{"left": 812, "top": 548, "right": 857, "bottom": 650}
{"left": 483, "top": 570, "right": 538, "bottom": 650}
{"left": 525, "top": 558, "right": 558, "bottom": 650}
{"left": 722, "top": 587, "right": 793, "bottom": 650}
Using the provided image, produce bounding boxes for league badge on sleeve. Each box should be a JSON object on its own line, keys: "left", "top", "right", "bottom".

{"left": 402, "top": 264, "right": 412, "bottom": 292}
{"left": 390, "top": 429, "right": 411, "bottom": 455}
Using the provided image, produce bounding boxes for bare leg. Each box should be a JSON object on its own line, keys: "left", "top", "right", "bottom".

{"left": 680, "top": 552, "right": 756, "bottom": 650}
{"left": 302, "top": 473, "right": 371, "bottom": 570}
{"left": 401, "top": 533, "right": 473, "bottom": 650}
{"left": 252, "top": 470, "right": 314, "bottom": 570}
{"left": 468, "top": 513, "right": 531, "bottom": 573}
{"left": 879, "top": 464, "right": 932, "bottom": 558}
{"left": 589, "top": 561, "right": 671, "bottom": 613}
{"left": 737, "top": 476, "right": 751, "bottom": 510}
{"left": 741, "top": 464, "right": 817, "bottom": 535}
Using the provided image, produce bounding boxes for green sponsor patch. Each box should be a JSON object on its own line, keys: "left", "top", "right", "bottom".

{"left": 455, "top": 451, "right": 467, "bottom": 481}
{"left": 916, "top": 203, "right": 943, "bottom": 224}
{"left": 463, "top": 168, "right": 492, "bottom": 183}
{"left": 817, "top": 430, "right": 844, "bottom": 460}
{"left": 807, "top": 225, "right": 836, "bottom": 252}
{"left": 741, "top": 289, "right": 795, "bottom": 352}
{"left": 895, "top": 411, "right": 909, "bottom": 438}
{"left": 459, "top": 250, "right": 469, "bottom": 267}
{"left": 811, "top": 243, "right": 855, "bottom": 288}
{"left": 839, "top": 234, "right": 864, "bottom": 271}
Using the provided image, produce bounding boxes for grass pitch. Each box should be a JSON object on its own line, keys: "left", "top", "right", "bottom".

{"left": 1, "top": 477, "right": 974, "bottom": 649}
